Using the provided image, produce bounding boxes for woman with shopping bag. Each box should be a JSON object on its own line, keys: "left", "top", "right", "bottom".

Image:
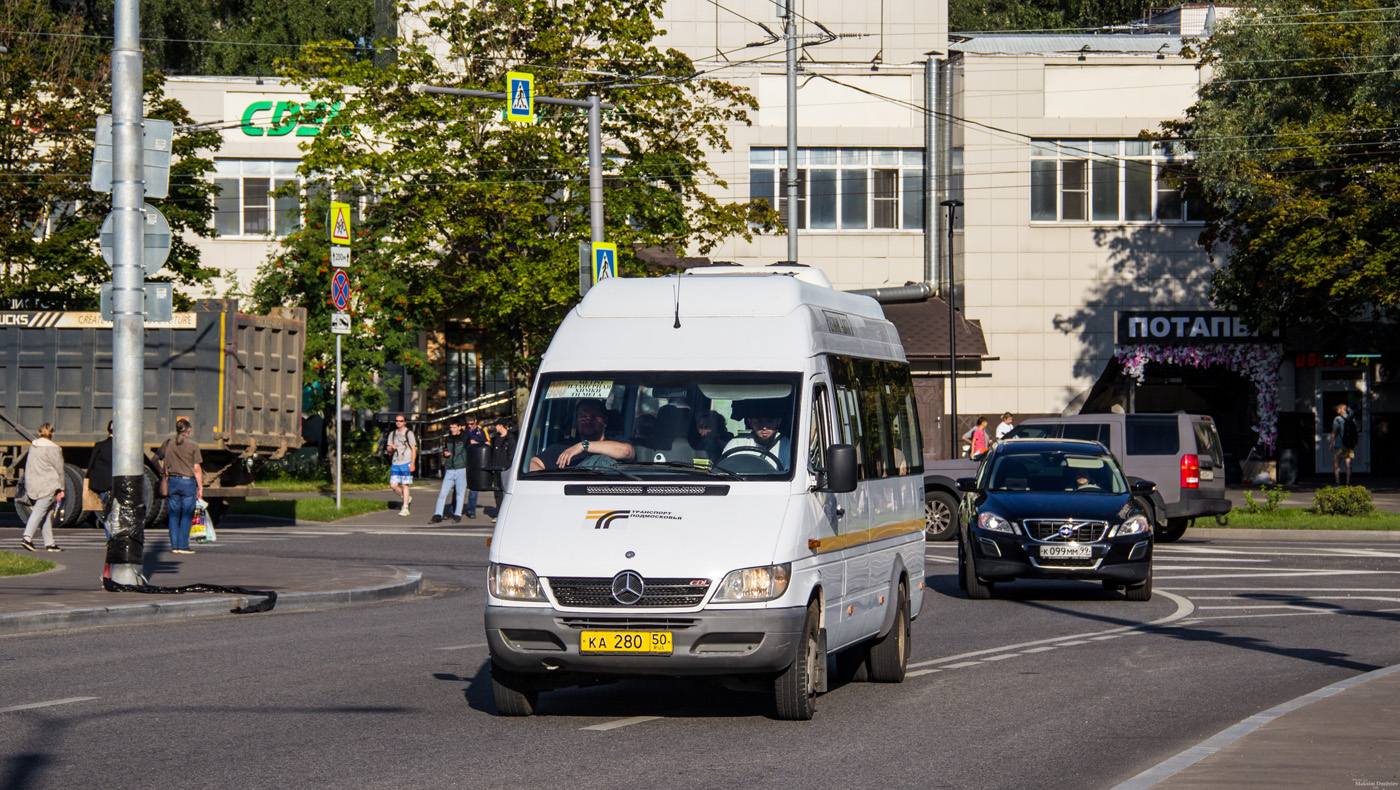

{"left": 155, "top": 417, "right": 203, "bottom": 555}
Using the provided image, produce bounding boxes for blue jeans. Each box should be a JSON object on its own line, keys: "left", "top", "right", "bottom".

{"left": 167, "top": 477, "right": 198, "bottom": 550}
{"left": 435, "top": 469, "right": 473, "bottom": 517}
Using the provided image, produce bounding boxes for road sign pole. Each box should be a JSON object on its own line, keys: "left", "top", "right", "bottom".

{"left": 588, "top": 94, "right": 604, "bottom": 245}
{"left": 335, "top": 335, "right": 342, "bottom": 510}
{"left": 107, "top": 0, "right": 146, "bottom": 587}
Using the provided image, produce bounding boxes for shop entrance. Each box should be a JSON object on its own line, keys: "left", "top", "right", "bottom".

{"left": 1315, "top": 370, "right": 1369, "bottom": 475}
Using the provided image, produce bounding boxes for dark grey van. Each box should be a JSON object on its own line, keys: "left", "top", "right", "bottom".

{"left": 1007, "top": 413, "right": 1231, "bottom": 542}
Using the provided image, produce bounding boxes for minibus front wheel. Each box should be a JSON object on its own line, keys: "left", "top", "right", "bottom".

{"left": 773, "top": 601, "right": 821, "bottom": 721}
{"left": 491, "top": 662, "right": 539, "bottom": 716}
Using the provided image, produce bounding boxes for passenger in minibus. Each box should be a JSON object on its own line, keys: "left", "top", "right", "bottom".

{"left": 528, "top": 399, "right": 636, "bottom": 471}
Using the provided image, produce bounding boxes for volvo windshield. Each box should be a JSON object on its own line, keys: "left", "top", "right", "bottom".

{"left": 518, "top": 372, "right": 802, "bottom": 480}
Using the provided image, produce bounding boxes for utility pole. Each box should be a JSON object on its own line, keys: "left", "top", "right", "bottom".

{"left": 784, "top": 0, "right": 799, "bottom": 263}
{"left": 106, "top": 0, "right": 146, "bottom": 585}
{"left": 941, "top": 199, "right": 962, "bottom": 460}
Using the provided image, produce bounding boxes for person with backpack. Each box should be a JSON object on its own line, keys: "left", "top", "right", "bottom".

{"left": 386, "top": 414, "right": 418, "bottom": 516}
{"left": 1331, "top": 403, "right": 1358, "bottom": 486}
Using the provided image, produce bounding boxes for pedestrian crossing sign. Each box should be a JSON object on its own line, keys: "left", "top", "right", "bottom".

{"left": 329, "top": 202, "right": 352, "bottom": 246}
{"left": 506, "top": 72, "right": 535, "bottom": 124}
{"left": 591, "top": 242, "right": 617, "bottom": 285}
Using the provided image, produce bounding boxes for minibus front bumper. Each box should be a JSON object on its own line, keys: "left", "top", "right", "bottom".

{"left": 485, "top": 604, "right": 808, "bottom": 676}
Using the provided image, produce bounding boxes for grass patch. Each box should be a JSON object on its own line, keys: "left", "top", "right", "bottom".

{"left": 261, "top": 480, "right": 386, "bottom": 494}
{"left": 228, "top": 497, "right": 388, "bottom": 522}
{"left": 0, "top": 551, "right": 57, "bottom": 576}
{"left": 1222, "top": 507, "right": 1400, "bottom": 531}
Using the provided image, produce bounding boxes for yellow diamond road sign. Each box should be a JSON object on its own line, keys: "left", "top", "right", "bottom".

{"left": 329, "top": 202, "right": 352, "bottom": 246}
{"left": 506, "top": 72, "right": 535, "bottom": 124}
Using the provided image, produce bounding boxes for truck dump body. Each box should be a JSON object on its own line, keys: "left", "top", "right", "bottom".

{"left": 0, "top": 300, "right": 305, "bottom": 523}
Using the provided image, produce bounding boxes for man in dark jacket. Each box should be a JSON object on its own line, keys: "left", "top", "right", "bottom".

{"left": 432, "top": 419, "right": 470, "bottom": 523}
{"left": 490, "top": 421, "right": 517, "bottom": 514}
{"left": 86, "top": 421, "right": 114, "bottom": 534}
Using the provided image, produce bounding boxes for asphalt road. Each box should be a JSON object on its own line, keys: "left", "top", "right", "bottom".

{"left": 3, "top": 525, "right": 1398, "bottom": 790}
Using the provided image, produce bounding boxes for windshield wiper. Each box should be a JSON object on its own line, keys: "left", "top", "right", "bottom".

{"left": 620, "top": 461, "right": 742, "bottom": 480}
{"left": 521, "top": 466, "right": 642, "bottom": 480}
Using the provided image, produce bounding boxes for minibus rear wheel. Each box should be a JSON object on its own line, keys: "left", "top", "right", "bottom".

{"left": 866, "top": 583, "right": 909, "bottom": 682}
{"left": 773, "top": 602, "right": 820, "bottom": 720}
{"left": 491, "top": 663, "right": 539, "bottom": 716}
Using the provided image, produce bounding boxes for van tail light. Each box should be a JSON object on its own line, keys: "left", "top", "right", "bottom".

{"left": 1181, "top": 454, "right": 1200, "bottom": 489}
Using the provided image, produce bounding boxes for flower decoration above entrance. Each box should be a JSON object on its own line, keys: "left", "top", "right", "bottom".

{"left": 1115, "top": 343, "right": 1284, "bottom": 453}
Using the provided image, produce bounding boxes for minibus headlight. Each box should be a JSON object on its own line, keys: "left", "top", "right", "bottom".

{"left": 488, "top": 563, "right": 545, "bottom": 601}
{"left": 1115, "top": 514, "right": 1150, "bottom": 538}
{"left": 713, "top": 563, "right": 791, "bottom": 602}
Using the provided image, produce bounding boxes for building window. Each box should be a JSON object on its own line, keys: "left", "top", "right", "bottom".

{"left": 213, "top": 159, "right": 302, "bottom": 237}
{"left": 1029, "top": 140, "right": 1192, "bottom": 224}
{"left": 750, "top": 148, "right": 925, "bottom": 231}
{"left": 445, "top": 330, "right": 511, "bottom": 405}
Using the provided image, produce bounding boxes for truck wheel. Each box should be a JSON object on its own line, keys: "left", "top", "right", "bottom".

{"left": 961, "top": 534, "right": 994, "bottom": 600}
{"left": 1126, "top": 565, "right": 1153, "bottom": 602}
{"left": 1157, "top": 518, "right": 1188, "bottom": 543}
{"left": 57, "top": 465, "right": 86, "bottom": 528}
{"left": 490, "top": 663, "right": 539, "bottom": 716}
{"left": 925, "top": 490, "right": 957, "bottom": 541}
{"left": 773, "top": 602, "right": 820, "bottom": 720}
{"left": 866, "top": 584, "right": 910, "bottom": 682}
{"left": 140, "top": 468, "right": 165, "bottom": 527}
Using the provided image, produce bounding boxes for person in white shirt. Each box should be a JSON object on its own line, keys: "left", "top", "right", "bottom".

{"left": 995, "top": 412, "right": 1015, "bottom": 442}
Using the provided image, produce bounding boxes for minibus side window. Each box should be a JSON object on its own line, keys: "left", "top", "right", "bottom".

{"left": 809, "top": 385, "right": 832, "bottom": 473}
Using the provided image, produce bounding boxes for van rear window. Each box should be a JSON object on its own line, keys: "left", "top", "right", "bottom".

{"left": 1193, "top": 421, "right": 1225, "bottom": 468}
{"left": 1125, "top": 416, "right": 1179, "bottom": 455}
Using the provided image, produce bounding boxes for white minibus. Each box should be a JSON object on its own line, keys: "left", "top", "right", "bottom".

{"left": 470, "top": 266, "right": 927, "bottom": 719}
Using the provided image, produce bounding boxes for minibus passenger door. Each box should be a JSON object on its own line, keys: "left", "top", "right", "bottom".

{"left": 807, "top": 383, "right": 851, "bottom": 647}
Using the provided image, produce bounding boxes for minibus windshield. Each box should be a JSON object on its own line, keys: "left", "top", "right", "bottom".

{"left": 518, "top": 372, "right": 803, "bottom": 480}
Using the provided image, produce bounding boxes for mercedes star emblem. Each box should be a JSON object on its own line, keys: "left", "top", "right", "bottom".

{"left": 611, "top": 570, "right": 645, "bottom": 605}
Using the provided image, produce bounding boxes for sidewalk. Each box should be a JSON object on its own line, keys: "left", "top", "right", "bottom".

{"left": 0, "top": 533, "right": 422, "bottom": 635}
{"left": 1115, "top": 664, "right": 1400, "bottom": 789}
{"left": 1227, "top": 475, "right": 1400, "bottom": 514}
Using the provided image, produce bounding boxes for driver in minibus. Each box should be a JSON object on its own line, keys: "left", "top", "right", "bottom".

{"left": 528, "top": 399, "right": 636, "bottom": 471}
{"left": 722, "top": 400, "right": 791, "bottom": 470}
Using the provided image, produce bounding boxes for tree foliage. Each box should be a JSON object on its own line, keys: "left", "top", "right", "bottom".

{"left": 1160, "top": 1, "right": 1400, "bottom": 336}
{"left": 950, "top": 0, "right": 1147, "bottom": 33}
{"left": 78, "top": 0, "right": 376, "bottom": 76}
{"left": 250, "top": 0, "right": 776, "bottom": 415}
{"left": 0, "top": 0, "right": 221, "bottom": 309}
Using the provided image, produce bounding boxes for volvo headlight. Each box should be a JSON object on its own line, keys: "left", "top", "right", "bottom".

{"left": 977, "top": 512, "right": 1014, "bottom": 534}
{"left": 1115, "top": 514, "right": 1150, "bottom": 538}
{"left": 713, "top": 563, "right": 791, "bottom": 602}
{"left": 488, "top": 563, "right": 545, "bottom": 601}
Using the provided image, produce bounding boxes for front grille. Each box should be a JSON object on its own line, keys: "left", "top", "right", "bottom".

{"left": 558, "top": 617, "right": 700, "bottom": 630}
{"left": 1023, "top": 519, "right": 1109, "bottom": 543}
{"left": 1034, "top": 556, "right": 1098, "bottom": 568}
{"left": 547, "top": 577, "right": 711, "bottom": 608}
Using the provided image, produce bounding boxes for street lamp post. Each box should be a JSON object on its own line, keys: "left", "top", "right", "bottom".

{"left": 941, "top": 199, "right": 962, "bottom": 459}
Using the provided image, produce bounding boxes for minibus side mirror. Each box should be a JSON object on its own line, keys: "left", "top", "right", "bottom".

{"left": 819, "top": 444, "right": 857, "bottom": 493}
{"left": 467, "top": 443, "right": 500, "bottom": 491}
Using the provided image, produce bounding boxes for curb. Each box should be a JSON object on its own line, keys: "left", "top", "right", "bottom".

{"left": 1183, "top": 527, "right": 1400, "bottom": 542}
{"left": 1111, "top": 663, "right": 1400, "bottom": 790}
{"left": 0, "top": 567, "right": 424, "bottom": 636}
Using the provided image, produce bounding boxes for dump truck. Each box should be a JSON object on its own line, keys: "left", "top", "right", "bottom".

{"left": 0, "top": 299, "right": 305, "bottom": 529}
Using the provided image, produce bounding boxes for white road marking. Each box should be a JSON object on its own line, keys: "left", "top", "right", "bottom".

{"left": 1157, "top": 570, "right": 1394, "bottom": 581}
{"left": 924, "top": 556, "right": 957, "bottom": 564}
{"left": 1022, "top": 646, "right": 1058, "bottom": 653}
{"left": 434, "top": 642, "right": 489, "bottom": 651}
{"left": 908, "top": 590, "right": 1195, "bottom": 671}
{"left": 906, "top": 668, "right": 942, "bottom": 677}
{"left": 0, "top": 697, "right": 99, "bottom": 714}
{"left": 581, "top": 715, "right": 662, "bottom": 731}
{"left": 983, "top": 654, "right": 1018, "bottom": 662}
{"left": 941, "top": 661, "right": 984, "bottom": 669}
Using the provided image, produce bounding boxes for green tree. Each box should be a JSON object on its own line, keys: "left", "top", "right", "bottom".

{"left": 1160, "top": 1, "right": 1400, "bottom": 336}
{"left": 950, "top": 0, "right": 1145, "bottom": 33}
{"left": 249, "top": 0, "right": 776, "bottom": 415}
{"left": 0, "top": 0, "right": 221, "bottom": 309}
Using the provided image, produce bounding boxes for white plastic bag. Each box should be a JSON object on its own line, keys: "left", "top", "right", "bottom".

{"left": 190, "top": 498, "right": 216, "bottom": 543}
